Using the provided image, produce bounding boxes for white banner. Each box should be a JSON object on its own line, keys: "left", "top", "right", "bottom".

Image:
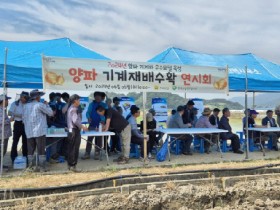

{"left": 42, "top": 57, "right": 228, "bottom": 93}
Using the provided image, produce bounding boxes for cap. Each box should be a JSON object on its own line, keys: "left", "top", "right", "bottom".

{"left": 149, "top": 108, "right": 155, "bottom": 113}
{"left": 202, "top": 107, "right": 212, "bottom": 116}
{"left": 20, "top": 91, "right": 29, "bottom": 97}
{"left": 250, "top": 110, "right": 259, "bottom": 115}
{"left": 187, "top": 100, "right": 195, "bottom": 106}
{"left": 0, "top": 94, "right": 11, "bottom": 102}
{"left": 193, "top": 107, "right": 199, "bottom": 111}
{"left": 30, "top": 89, "right": 45, "bottom": 100}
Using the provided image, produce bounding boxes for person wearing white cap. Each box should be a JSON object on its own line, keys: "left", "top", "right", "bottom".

{"left": 0, "top": 94, "right": 12, "bottom": 169}
{"left": 22, "top": 89, "right": 53, "bottom": 172}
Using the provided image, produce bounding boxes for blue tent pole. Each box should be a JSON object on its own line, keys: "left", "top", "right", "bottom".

{"left": 245, "top": 65, "right": 249, "bottom": 159}
{"left": 1, "top": 48, "right": 8, "bottom": 176}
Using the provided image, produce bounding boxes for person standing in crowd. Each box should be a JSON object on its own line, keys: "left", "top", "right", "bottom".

{"left": 140, "top": 112, "right": 157, "bottom": 159}
{"left": 96, "top": 105, "right": 131, "bottom": 164}
{"left": 82, "top": 92, "right": 107, "bottom": 160}
{"left": 112, "top": 97, "right": 121, "bottom": 110}
{"left": 0, "top": 94, "right": 12, "bottom": 169}
{"left": 219, "top": 108, "right": 243, "bottom": 154}
{"left": 23, "top": 89, "right": 53, "bottom": 172}
{"left": 195, "top": 108, "right": 218, "bottom": 154}
{"left": 182, "top": 100, "right": 195, "bottom": 125}
{"left": 67, "top": 94, "right": 88, "bottom": 172}
{"left": 8, "top": 91, "right": 29, "bottom": 163}
{"left": 110, "top": 106, "right": 123, "bottom": 153}
{"left": 168, "top": 105, "right": 193, "bottom": 155}
{"left": 106, "top": 98, "right": 112, "bottom": 108}
{"left": 209, "top": 108, "right": 220, "bottom": 126}
{"left": 262, "top": 110, "right": 279, "bottom": 151}
{"left": 47, "top": 92, "right": 57, "bottom": 127}
{"left": 61, "top": 92, "right": 70, "bottom": 115}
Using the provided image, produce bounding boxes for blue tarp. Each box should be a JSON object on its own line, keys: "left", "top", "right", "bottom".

{"left": 0, "top": 37, "right": 110, "bottom": 89}
{"left": 148, "top": 47, "right": 280, "bottom": 92}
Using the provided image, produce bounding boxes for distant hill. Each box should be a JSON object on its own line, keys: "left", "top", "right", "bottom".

{"left": 105, "top": 92, "right": 243, "bottom": 110}
{"left": 230, "top": 93, "right": 280, "bottom": 109}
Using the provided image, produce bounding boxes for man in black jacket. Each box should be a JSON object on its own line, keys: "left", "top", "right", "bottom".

{"left": 182, "top": 100, "right": 195, "bottom": 125}
{"left": 218, "top": 108, "right": 243, "bottom": 154}
{"left": 209, "top": 108, "right": 220, "bottom": 126}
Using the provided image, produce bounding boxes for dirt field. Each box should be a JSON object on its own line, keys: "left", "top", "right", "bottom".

{"left": 4, "top": 176, "right": 280, "bottom": 210}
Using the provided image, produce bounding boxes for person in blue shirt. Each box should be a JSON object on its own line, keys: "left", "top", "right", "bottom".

{"left": 81, "top": 92, "right": 107, "bottom": 160}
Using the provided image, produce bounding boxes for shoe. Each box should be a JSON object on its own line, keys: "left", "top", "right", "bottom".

{"left": 113, "top": 156, "right": 124, "bottom": 162}
{"left": 93, "top": 152, "right": 100, "bottom": 160}
{"left": 205, "top": 149, "right": 211, "bottom": 154}
{"left": 40, "top": 166, "right": 50, "bottom": 172}
{"left": 182, "top": 152, "right": 193, "bottom": 156}
{"left": 273, "top": 146, "right": 279, "bottom": 151}
{"left": 81, "top": 154, "right": 90, "bottom": 160}
{"left": 68, "top": 166, "right": 81, "bottom": 173}
{"left": 234, "top": 149, "right": 244, "bottom": 154}
{"left": 118, "top": 157, "right": 129, "bottom": 164}
{"left": 148, "top": 153, "right": 155, "bottom": 159}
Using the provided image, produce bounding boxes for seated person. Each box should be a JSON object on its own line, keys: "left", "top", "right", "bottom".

{"left": 127, "top": 106, "right": 148, "bottom": 160}
{"left": 242, "top": 108, "right": 251, "bottom": 128}
{"left": 209, "top": 108, "right": 220, "bottom": 126}
{"left": 219, "top": 108, "right": 243, "bottom": 154}
{"left": 167, "top": 105, "right": 193, "bottom": 155}
{"left": 261, "top": 110, "right": 279, "bottom": 151}
{"left": 195, "top": 108, "right": 218, "bottom": 154}
{"left": 243, "top": 110, "right": 268, "bottom": 147}
{"left": 192, "top": 107, "right": 199, "bottom": 127}
{"left": 140, "top": 112, "right": 159, "bottom": 159}
{"left": 166, "top": 109, "right": 176, "bottom": 126}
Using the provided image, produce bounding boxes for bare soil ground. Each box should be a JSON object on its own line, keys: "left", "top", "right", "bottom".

{"left": 4, "top": 176, "right": 280, "bottom": 210}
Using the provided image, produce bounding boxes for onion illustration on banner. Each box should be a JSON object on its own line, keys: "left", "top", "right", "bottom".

{"left": 45, "top": 71, "right": 65, "bottom": 85}
{"left": 213, "top": 78, "right": 227, "bottom": 90}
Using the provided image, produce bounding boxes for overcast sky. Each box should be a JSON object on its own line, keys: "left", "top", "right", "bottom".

{"left": 1, "top": 0, "right": 280, "bottom": 64}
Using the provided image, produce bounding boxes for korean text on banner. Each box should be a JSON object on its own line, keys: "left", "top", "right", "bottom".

{"left": 42, "top": 57, "right": 228, "bottom": 93}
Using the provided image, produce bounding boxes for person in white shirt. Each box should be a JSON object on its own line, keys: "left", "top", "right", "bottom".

{"left": 8, "top": 91, "right": 29, "bottom": 162}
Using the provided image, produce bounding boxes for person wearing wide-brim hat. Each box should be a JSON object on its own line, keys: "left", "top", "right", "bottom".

{"left": 195, "top": 107, "right": 219, "bottom": 154}
{"left": 0, "top": 94, "right": 12, "bottom": 169}
{"left": 8, "top": 91, "right": 29, "bottom": 163}
{"left": 22, "top": 89, "right": 53, "bottom": 172}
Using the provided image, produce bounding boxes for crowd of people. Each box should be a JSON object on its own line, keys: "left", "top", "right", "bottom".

{"left": 0, "top": 90, "right": 279, "bottom": 173}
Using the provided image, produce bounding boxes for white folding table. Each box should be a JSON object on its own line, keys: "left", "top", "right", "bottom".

{"left": 46, "top": 131, "right": 115, "bottom": 165}
{"left": 247, "top": 127, "right": 280, "bottom": 156}
{"left": 156, "top": 128, "right": 228, "bottom": 160}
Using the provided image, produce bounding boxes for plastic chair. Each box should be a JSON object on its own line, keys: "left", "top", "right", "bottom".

{"left": 129, "top": 143, "right": 140, "bottom": 158}
{"left": 170, "top": 137, "right": 182, "bottom": 155}
{"left": 193, "top": 137, "right": 204, "bottom": 153}
{"left": 221, "top": 140, "right": 231, "bottom": 152}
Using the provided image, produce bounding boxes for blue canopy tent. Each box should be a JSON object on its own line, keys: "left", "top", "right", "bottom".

{"left": 148, "top": 47, "right": 280, "bottom": 92}
{"left": 0, "top": 37, "right": 110, "bottom": 89}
